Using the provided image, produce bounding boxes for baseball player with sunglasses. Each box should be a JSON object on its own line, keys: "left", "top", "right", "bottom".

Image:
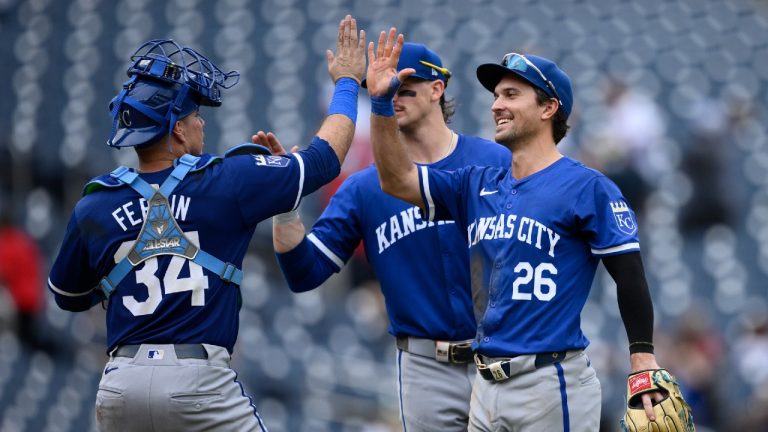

{"left": 365, "top": 27, "right": 693, "bottom": 432}
{"left": 47, "top": 16, "right": 366, "bottom": 432}
{"left": 266, "top": 41, "right": 510, "bottom": 430}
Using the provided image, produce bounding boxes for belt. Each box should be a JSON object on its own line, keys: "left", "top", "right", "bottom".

{"left": 113, "top": 344, "right": 208, "bottom": 360}
{"left": 475, "top": 351, "right": 568, "bottom": 382}
{"left": 396, "top": 336, "right": 473, "bottom": 364}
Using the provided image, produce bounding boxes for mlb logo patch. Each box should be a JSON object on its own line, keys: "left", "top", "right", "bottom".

{"left": 147, "top": 349, "right": 165, "bottom": 360}
{"left": 610, "top": 201, "right": 637, "bottom": 235}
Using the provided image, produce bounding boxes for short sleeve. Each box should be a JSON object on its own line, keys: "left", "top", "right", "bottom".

{"left": 417, "top": 165, "right": 471, "bottom": 230}
{"left": 48, "top": 215, "right": 98, "bottom": 296}
{"left": 307, "top": 176, "right": 364, "bottom": 269}
{"left": 574, "top": 176, "right": 641, "bottom": 256}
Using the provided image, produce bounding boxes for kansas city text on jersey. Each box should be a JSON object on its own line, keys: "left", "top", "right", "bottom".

{"left": 111, "top": 195, "right": 191, "bottom": 231}
{"left": 376, "top": 206, "right": 455, "bottom": 253}
{"left": 467, "top": 213, "right": 560, "bottom": 258}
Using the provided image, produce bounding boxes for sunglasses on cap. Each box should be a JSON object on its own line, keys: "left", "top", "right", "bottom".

{"left": 419, "top": 60, "right": 452, "bottom": 80}
{"left": 501, "top": 53, "right": 562, "bottom": 107}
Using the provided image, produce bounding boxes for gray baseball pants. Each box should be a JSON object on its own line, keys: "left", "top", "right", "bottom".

{"left": 95, "top": 344, "right": 267, "bottom": 432}
{"left": 469, "top": 350, "right": 601, "bottom": 432}
{"left": 396, "top": 344, "right": 476, "bottom": 431}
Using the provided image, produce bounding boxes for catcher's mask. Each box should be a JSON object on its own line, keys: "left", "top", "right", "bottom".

{"left": 107, "top": 39, "right": 239, "bottom": 149}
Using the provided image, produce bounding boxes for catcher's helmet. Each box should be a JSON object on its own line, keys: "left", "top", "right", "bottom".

{"left": 107, "top": 39, "right": 239, "bottom": 148}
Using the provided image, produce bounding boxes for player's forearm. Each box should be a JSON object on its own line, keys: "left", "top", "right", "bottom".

{"left": 603, "top": 252, "right": 655, "bottom": 354}
{"left": 370, "top": 113, "right": 422, "bottom": 206}
{"left": 272, "top": 211, "right": 307, "bottom": 254}
{"left": 316, "top": 77, "right": 359, "bottom": 164}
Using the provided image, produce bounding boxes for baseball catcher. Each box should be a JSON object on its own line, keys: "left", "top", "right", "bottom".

{"left": 621, "top": 368, "right": 695, "bottom": 432}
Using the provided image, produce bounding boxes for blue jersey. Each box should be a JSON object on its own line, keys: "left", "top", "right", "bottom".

{"left": 304, "top": 135, "right": 511, "bottom": 340}
{"left": 48, "top": 140, "right": 340, "bottom": 353}
{"left": 417, "top": 156, "right": 640, "bottom": 357}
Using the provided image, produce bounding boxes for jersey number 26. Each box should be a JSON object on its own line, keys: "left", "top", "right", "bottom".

{"left": 512, "top": 262, "right": 557, "bottom": 301}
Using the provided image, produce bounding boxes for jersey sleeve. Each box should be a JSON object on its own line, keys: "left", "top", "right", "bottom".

{"left": 275, "top": 174, "right": 364, "bottom": 291}
{"left": 306, "top": 174, "right": 364, "bottom": 269}
{"left": 228, "top": 137, "right": 341, "bottom": 226}
{"left": 417, "top": 165, "right": 471, "bottom": 230}
{"left": 575, "top": 176, "right": 641, "bottom": 256}
{"left": 48, "top": 214, "right": 105, "bottom": 311}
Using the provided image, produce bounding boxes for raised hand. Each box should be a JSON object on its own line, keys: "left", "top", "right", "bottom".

{"left": 252, "top": 131, "right": 299, "bottom": 155}
{"left": 327, "top": 15, "right": 366, "bottom": 84}
{"left": 365, "top": 28, "right": 412, "bottom": 98}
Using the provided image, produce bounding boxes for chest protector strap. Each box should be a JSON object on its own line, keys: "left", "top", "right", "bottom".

{"left": 99, "top": 154, "right": 243, "bottom": 299}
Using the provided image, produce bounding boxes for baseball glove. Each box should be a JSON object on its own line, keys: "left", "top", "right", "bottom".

{"left": 620, "top": 368, "right": 695, "bottom": 432}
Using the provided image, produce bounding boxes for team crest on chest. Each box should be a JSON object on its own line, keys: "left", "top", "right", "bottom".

{"left": 610, "top": 201, "right": 637, "bottom": 235}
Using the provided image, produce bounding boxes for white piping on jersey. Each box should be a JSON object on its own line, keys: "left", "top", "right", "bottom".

{"left": 419, "top": 166, "right": 435, "bottom": 222}
{"left": 591, "top": 242, "right": 640, "bottom": 255}
{"left": 307, "top": 233, "right": 345, "bottom": 269}
{"left": 291, "top": 153, "right": 305, "bottom": 211}
{"left": 48, "top": 278, "right": 95, "bottom": 297}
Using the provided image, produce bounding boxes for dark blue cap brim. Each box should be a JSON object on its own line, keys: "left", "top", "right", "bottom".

{"left": 476, "top": 63, "right": 513, "bottom": 93}
{"left": 477, "top": 62, "right": 556, "bottom": 101}
{"left": 108, "top": 126, "right": 167, "bottom": 148}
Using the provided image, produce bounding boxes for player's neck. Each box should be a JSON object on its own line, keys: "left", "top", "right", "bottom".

{"left": 510, "top": 140, "right": 562, "bottom": 180}
{"left": 138, "top": 159, "right": 175, "bottom": 173}
{"left": 135, "top": 142, "right": 181, "bottom": 173}
{"left": 402, "top": 119, "right": 454, "bottom": 165}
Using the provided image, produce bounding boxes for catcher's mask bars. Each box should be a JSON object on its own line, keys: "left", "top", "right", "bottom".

{"left": 107, "top": 39, "right": 240, "bottom": 149}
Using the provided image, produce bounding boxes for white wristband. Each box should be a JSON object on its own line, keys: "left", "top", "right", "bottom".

{"left": 272, "top": 209, "right": 299, "bottom": 224}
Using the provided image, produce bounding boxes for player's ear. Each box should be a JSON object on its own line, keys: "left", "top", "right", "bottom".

{"left": 171, "top": 120, "right": 185, "bottom": 140}
{"left": 430, "top": 79, "right": 445, "bottom": 102}
{"left": 540, "top": 98, "right": 559, "bottom": 121}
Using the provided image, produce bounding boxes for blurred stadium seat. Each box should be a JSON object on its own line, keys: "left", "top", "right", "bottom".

{"left": 1, "top": 0, "right": 767, "bottom": 430}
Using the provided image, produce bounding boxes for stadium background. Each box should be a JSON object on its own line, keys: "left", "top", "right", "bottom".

{"left": 1, "top": 0, "right": 767, "bottom": 430}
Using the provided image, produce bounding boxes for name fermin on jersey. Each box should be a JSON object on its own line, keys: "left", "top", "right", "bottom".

{"left": 112, "top": 195, "right": 192, "bottom": 231}
{"left": 467, "top": 213, "right": 561, "bottom": 257}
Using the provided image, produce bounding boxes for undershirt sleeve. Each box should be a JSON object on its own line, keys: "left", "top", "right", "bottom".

{"left": 602, "top": 251, "right": 655, "bottom": 354}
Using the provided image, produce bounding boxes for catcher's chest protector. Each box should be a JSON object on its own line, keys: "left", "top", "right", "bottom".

{"left": 127, "top": 191, "right": 198, "bottom": 265}
{"left": 97, "top": 154, "right": 243, "bottom": 299}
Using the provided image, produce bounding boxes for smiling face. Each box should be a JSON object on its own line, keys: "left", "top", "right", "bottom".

{"left": 491, "top": 73, "right": 558, "bottom": 150}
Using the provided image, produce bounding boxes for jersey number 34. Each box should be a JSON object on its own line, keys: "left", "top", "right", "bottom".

{"left": 112, "top": 231, "right": 209, "bottom": 316}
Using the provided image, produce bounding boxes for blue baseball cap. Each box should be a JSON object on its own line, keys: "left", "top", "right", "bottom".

{"left": 362, "top": 42, "right": 451, "bottom": 88}
{"left": 476, "top": 53, "right": 573, "bottom": 118}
